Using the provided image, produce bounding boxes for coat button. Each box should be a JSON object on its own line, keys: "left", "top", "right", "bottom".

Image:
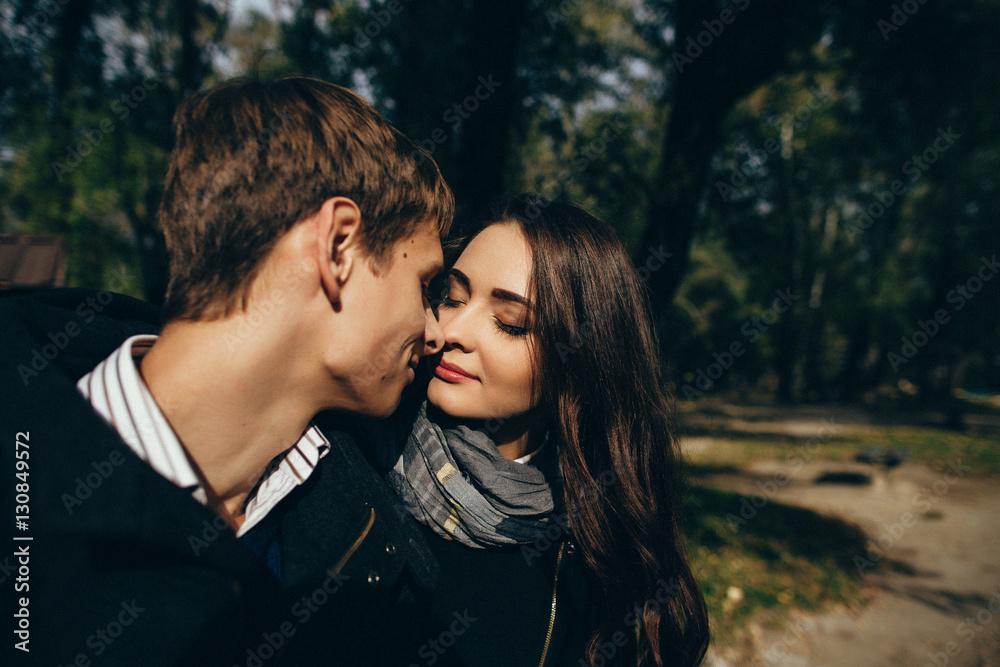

{"left": 385, "top": 542, "right": 397, "bottom": 555}
{"left": 367, "top": 570, "right": 380, "bottom": 586}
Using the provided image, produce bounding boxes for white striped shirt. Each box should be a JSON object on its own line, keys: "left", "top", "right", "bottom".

{"left": 77, "top": 334, "right": 329, "bottom": 537}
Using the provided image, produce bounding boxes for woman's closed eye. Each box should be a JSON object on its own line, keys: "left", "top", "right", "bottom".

{"left": 438, "top": 274, "right": 468, "bottom": 309}
{"left": 494, "top": 318, "right": 528, "bottom": 337}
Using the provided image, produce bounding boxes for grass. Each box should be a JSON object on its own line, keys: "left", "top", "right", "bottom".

{"left": 681, "top": 486, "right": 871, "bottom": 652}
{"left": 673, "top": 402, "right": 999, "bottom": 656}
{"left": 678, "top": 426, "right": 1000, "bottom": 475}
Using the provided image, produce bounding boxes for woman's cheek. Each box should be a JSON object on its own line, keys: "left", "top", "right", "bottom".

{"left": 495, "top": 345, "right": 537, "bottom": 409}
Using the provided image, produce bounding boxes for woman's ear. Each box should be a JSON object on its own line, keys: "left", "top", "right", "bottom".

{"left": 316, "top": 197, "right": 362, "bottom": 304}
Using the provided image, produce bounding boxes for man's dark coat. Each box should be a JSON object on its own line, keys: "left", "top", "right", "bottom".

{"left": 0, "top": 289, "right": 438, "bottom": 666}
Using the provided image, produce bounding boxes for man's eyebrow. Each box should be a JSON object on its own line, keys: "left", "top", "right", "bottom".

{"left": 450, "top": 268, "right": 529, "bottom": 306}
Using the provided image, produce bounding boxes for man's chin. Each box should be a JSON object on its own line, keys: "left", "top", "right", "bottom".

{"left": 366, "top": 394, "right": 402, "bottom": 418}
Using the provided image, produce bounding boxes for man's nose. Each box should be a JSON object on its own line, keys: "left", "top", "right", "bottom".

{"left": 421, "top": 302, "right": 444, "bottom": 356}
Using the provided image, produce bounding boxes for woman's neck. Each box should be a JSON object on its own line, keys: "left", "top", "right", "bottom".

{"left": 488, "top": 411, "right": 546, "bottom": 460}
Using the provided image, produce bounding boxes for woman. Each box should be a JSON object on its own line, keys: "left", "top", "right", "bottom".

{"left": 378, "top": 195, "right": 709, "bottom": 666}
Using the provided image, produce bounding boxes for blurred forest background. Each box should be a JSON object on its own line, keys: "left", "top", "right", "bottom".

{"left": 2, "top": 0, "right": 998, "bottom": 405}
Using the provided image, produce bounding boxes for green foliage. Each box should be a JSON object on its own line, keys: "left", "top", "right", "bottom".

{"left": 1, "top": 0, "right": 996, "bottom": 402}
{"left": 687, "top": 4, "right": 1000, "bottom": 400}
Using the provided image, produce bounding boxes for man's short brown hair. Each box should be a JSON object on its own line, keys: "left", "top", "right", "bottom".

{"left": 158, "top": 75, "right": 454, "bottom": 321}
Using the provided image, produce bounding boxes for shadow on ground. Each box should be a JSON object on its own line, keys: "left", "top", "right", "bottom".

{"left": 684, "top": 485, "right": 871, "bottom": 574}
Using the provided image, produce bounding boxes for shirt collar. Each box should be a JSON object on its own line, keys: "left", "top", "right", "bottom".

{"left": 514, "top": 432, "right": 550, "bottom": 465}
{"left": 77, "top": 334, "right": 329, "bottom": 537}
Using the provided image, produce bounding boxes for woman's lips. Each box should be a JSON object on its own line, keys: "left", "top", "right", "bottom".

{"left": 434, "top": 358, "right": 479, "bottom": 383}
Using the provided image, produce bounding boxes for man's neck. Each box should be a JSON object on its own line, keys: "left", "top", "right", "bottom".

{"left": 139, "top": 319, "right": 321, "bottom": 528}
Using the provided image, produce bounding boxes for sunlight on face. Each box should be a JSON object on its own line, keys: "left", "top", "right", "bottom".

{"left": 427, "top": 223, "right": 538, "bottom": 421}
{"left": 334, "top": 222, "right": 443, "bottom": 416}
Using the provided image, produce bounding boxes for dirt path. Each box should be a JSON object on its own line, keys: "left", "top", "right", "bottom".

{"left": 688, "top": 444, "right": 1000, "bottom": 666}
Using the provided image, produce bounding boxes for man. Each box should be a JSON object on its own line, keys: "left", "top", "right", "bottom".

{"left": 0, "top": 76, "right": 453, "bottom": 665}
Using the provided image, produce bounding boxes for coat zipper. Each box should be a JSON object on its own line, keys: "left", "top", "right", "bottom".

{"left": 537, "top": 540, "right": 570, "bottom": 667}
{"left": 329, "top": 507, "right": 376, "bottom": 577}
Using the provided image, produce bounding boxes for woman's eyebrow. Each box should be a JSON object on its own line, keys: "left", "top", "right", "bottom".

{"left": 448, "top": 268, "right": 471, "bottom": 291}
{"left": 491, "top": 287, "right": 529, "bottom": 306}
{"left": 450, "top": 268, "right": 529, "bottom": 306}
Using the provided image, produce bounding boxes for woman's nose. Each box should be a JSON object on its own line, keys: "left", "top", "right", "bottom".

{"left": 440, "top": 306, "right": 472, "bottom": 352}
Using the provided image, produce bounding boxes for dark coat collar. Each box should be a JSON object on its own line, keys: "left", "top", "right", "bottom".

{"left": 1, "top": 289, "right": 277, "bottom": 588}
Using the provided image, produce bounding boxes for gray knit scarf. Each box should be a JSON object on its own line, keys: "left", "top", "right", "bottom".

{"left": 387, "top": 401, "right": 559, "bottom": 548}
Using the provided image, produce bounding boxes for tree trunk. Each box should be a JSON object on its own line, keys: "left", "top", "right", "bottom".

{"left": 50, "top": 0, "right": 97, "bottom": 286}
{"left": 637, "top": 0, "right": 884, "bottom": 317}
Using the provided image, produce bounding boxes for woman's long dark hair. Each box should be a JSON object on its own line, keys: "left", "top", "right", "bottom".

{"left": 474, "top": 195, "right": 709, "bottom": 666}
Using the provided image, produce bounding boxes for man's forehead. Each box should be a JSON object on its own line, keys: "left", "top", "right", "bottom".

{"left": 398, "top": 222, "right": 443, "bottom": 272}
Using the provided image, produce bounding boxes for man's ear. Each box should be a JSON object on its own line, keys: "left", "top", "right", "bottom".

{"left": 316, "top": 197, "right": 362, "bottom": 304}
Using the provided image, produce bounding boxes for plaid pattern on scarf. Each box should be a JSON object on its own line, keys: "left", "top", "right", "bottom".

{"left": 387, "top": 402, "right": 559, "bottom": 548}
